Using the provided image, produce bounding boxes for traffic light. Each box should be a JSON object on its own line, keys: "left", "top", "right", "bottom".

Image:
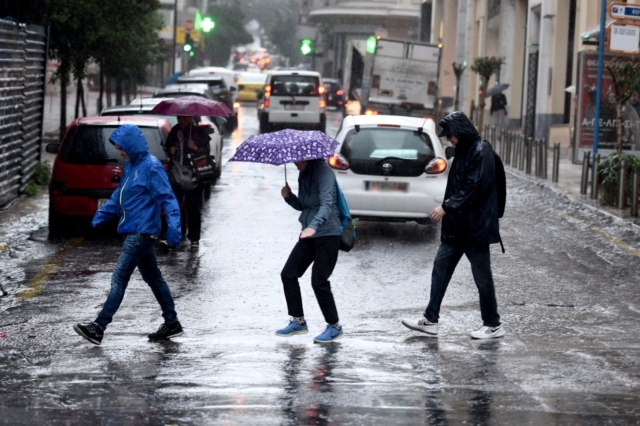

{"left": 183, "top": 34, "right": 194, "bottom": 56}
{"left": 201, "top": 17, "right": 215, "bottom": 33}
{"left": 366, "top": 36, "right": 377, "bottom": 54}
{"left": 300, "top": 39, "right": 313, "bottom": 56}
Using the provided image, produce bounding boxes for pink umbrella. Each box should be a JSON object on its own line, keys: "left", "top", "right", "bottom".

{"left": 149, "top": 95, "right": 232, "bottom": 117}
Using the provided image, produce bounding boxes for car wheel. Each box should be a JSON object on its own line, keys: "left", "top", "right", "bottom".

{"left": 48, "top": 204, "right": 66, "bottom": 236}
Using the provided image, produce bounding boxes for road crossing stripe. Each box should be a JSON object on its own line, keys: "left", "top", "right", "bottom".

{"left": 17, "top": 237, "right": 84, "bottom": 299}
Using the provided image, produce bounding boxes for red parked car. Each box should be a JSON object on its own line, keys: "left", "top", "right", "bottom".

{"left": 46, "top": 116, "right": 172, "bottom": 234}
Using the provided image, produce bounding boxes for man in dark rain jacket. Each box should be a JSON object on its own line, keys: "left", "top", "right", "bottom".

{"left": 73, "top": 124, "right": 184, "bottom": 345}
{"left": 402, "top": 111, "right": 504, "bottom": 339}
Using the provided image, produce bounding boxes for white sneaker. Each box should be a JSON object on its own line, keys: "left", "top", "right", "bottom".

{"left": 469, "top": 325, "right": 505, "bottom": 339}
{"left": 401, "top": 318, "right": 438, "bottom": 336}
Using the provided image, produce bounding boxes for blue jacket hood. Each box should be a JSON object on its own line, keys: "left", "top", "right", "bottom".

{"left": 109, "top": 124, "right": 149, "bottom": 164}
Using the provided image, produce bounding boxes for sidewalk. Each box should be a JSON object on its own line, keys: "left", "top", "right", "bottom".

{"left": 506, "top": 151, "right": 640, "bottom": 228}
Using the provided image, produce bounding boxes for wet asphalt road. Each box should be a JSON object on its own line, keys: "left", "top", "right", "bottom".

{"left": 1, "top": 106, "right": 640, "bottom": 425}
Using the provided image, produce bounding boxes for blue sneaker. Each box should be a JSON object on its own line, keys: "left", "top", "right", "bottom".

{"left": 313, "top": 324, "right": 344, "bottom": 343}
{"left": 275, "top": 320, "right": 309, "bottom": 337}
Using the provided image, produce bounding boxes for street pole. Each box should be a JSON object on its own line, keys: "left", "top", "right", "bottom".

{"left": 172, "top": 0, "right": 178, "bottom": 75}
{"left": 591, "top": 0, "right": 606, "bottom": 192}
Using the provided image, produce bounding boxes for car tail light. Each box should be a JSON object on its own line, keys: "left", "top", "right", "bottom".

{"left": 425, "top": 158, "right": 447, "bottom": 174}
{"left": 318, "top": 85, "right": 325, "bottom": 95}
{"left": 264, "top": 99, "right": 270, "bottom": 107}
{"left": 233, "top": 102, "right": 240, "bottom": 109}
{"left": 336, "top": 89, "right": 344, "bottom": 96}
{"left": 50, "top": 180, "right": 65, "bottom": 195}
{"left": 264, "top": 84, "right": 271, "bottom": 97}
{"left": 328, "top": 154, "right": 349, "bottom": 170}
{"left": 364, "top": 110, "right": 378, "bottom": 116}
{"left": 319, "top": 99, "right": 326, "bottom": 108}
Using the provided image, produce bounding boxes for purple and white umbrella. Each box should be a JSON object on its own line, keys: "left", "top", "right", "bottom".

{"left": 229, "top": 129, "right": 339, "bottom": 181}
{"left": 149, "top": 95, "right": 232, "bottom": 117}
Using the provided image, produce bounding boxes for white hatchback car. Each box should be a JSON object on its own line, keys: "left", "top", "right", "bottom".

{"left": 328, "top": 115, "right": 453, "bottom": 224}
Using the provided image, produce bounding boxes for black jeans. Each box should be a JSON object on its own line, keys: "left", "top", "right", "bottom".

{"left": 171, "top": 184, "right": 204, "bottom": 243}
{"left": 424, "top": 242, "right": 501, "bottom": 327}
{"left": 281, "top": 236, "right": 341, "bottom": 325}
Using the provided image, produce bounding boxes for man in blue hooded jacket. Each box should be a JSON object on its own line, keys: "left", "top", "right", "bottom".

{"left": 73, "top": 124, "right": 183, "bottom": 345}
{"left": 402, "top": 111, "right": 504, "bottom": 340}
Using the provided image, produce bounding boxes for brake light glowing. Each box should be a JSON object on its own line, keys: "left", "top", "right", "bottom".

{"left": 336, "top": 89, "right": 344, "bottom": 96}
{"left": 328, "top": 154, "right": 349, "bottom": 170}
{"left": 264, "top": 99, "right": 270, "bottom": 107}
{"left": 264, "top": 84, "right": 271, "bottom": 97}
{"left": 233, "top": 102, "right": 240, "bottom": 109}
{"left": 319, "top": 99, "right": 326, "bottom": 108}
{"left": 364, "top": 110, "right": 379, "bottom": 116}
{"left": 318, "top": 85, "right": 325, "bottom": 94}
{"left": 425, "top": 158, "right": 447, "bottom": 174}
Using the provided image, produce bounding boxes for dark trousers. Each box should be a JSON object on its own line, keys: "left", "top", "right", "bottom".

{"left": 96, "top": 234, "right": 178, "bottom": 330}
{"left": 281, "top": 236, "right": 341, "bottom": 325}
{"left": 424, "top": 242, "right": 501, "bottom": 327}
{"left": 172, "top": 184, "right": 204, "bottom": 243}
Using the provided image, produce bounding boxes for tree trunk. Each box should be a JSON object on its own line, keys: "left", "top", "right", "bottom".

{"left": 106, "top": 75, "right": 112, "bottom": 107}
{"left": 59, "top": 72, "right": 68, "bottom": 141}
{"left": 79, "top": 78, "right": 86, "bottom": 117}
{"left": 454, "top": 75, "right": 461, "bottom": 112}
{"left": 97, "top": 66, "right": 104, "bottom": 114}
{"left": 115, "top": 78, "right": 123, "bottom": 105}
{"left": 477, "top": 77, "right": 487, "bottom": 131}
{"left": 74, "top": 76, "right": 80, "bottom": 119}
{"left": 617, "top": 103, "right": 623, "bottom": 154}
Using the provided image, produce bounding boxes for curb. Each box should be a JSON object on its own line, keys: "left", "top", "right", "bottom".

{"left": 506, "top": 168, "right": 640, "bottom": 231}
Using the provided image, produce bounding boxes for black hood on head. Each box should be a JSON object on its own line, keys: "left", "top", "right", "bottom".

{"left": 438, "top": 111, "right": 481, "bottom": 151}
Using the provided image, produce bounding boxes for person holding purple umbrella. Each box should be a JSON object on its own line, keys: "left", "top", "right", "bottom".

{"left": 278, "top": 158, "right": 344, "bottom": 343}
{"left": 162, "top": 115, "right": 211, "bottom": 248}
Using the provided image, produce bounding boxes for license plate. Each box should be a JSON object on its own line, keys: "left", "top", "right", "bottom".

{"left": 364, "top": 181, "right": 408, "bottom": 192}
{"left": 285, "top": 104, "right": 304, "bottom": 111}
{"left": 98, "top": 199, "right": 109, "bottom": 208}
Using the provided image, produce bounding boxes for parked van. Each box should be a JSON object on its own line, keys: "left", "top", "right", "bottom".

{"left": 258, "top": 70, "right": 326, "bottom": 133}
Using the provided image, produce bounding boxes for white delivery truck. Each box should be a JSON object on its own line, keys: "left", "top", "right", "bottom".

{"left": 344, "top": 38, "right": 441, "bottom": 118}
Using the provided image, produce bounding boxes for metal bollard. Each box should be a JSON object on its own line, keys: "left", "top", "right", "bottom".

{"left": 525, "top": 138, "right": 532, "bottom": 175}
{"left": 499, "top": 130, "right": 504, "bottom": 158}
{"left": 506, "top": 132, "right": 512, "bottom": 165}
{"left": 490, "top": 126, "right": 496, "bottom": 147}
{"left": 591, "top": 153, "right": 601, "bottom": 200}
{"left": 519, "top": 136, "right": 526, "bottom": 171}
{"left": 631, "top": 170, "right": 639, "bottom": 216}
{"left": 580, "top": 151, "right": 590, "bottom": 194}
{"left": 533, "top": 139, "right": 539, "bottom": 176}
{"left": 552, "top": 143, "right": 560, "bottom": 182}
{"left": 542, "top": 139, "right": 548, "bottom": 180}
{"left": 618, "top": 159, "right": 627, "bottom": 209}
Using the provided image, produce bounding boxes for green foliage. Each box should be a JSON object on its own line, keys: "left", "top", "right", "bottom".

{"left": 470, "top": 56, "right": 505, "bottom": 129}
{"left": 203, "top": 2, "right": 253, "bottom": 66}
{"left": 33, "top": 161, "right": 52, "bottom": 186}
{"left": 24, "top": 182, "right": 39, "bottom": 197}
{"left": 606, "top": 59, "right": 640, "bottom": 154}
{"left": 597, "top": 153, "right": 640, "bottom": 206}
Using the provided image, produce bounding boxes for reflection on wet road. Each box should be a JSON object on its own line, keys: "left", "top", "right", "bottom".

{"left": 0, "top": 105, "right": 639, "bottom": 424}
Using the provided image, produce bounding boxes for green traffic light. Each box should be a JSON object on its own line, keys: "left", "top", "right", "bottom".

{"left": 301, "top": 39, "right": 312, "bottom": 56}
{"left": 201, "top": 17, "right": 215, "bottom": 33}
{"left": 366, "top": 36, "right": 377, "bottom": 54}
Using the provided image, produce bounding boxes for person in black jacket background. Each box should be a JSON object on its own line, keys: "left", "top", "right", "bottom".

{"left": 402, "top": 111, "right": 504, "bottom": 340}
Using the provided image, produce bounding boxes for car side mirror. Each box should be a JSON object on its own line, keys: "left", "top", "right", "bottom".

{"left": 46, "top": 143, "right": 60, "bottom": 154}
{"left": 445, "top": 146, "right": 455, "bottom": 160}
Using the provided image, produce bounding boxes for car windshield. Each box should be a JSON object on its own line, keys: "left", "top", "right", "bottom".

{"left": 155, "top": 92, "right": 205, "bottom": 99}
{"left": 59, "top": 126, "right": 166, "bottom": 165}
{"left": 271, "top": 75, "right": 320, "bottom": 96}
{"left": 180, "top": 78, "right": 224, "bottom": 89}
{"left": 241, "top": 74, "right": 266, "bottom": 83}
{"left": 340, "top": 128, "right": 435, "bottom": 177}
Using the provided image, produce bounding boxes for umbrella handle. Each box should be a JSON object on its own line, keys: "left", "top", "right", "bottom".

{"left": 285, "top": 163, "right": 287, "bottom": 184}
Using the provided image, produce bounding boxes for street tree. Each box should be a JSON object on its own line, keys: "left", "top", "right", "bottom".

{"left": 203, "top": 2, "right": 253, "bottom": 67}
{"left": 470, "top": 56, "right": 505, "bottom": 131}
{"left": 452, "top": 62, "right": 466, "bottom": 112}
{"left": 606, "top": 59, "right": 640, "bottom": 154}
